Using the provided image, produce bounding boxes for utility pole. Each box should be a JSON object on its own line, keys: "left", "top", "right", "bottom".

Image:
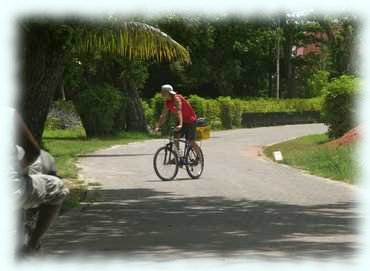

{"left": 276, "top": 17, "right": 280, "bottom": 99}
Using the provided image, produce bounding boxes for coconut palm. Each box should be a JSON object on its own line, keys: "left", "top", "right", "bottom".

{"left": 19, "top": 18, "right": 191, "bottom": 142}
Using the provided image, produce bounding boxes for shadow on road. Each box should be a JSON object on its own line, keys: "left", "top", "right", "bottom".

{"left": 77, "top": 154, "right": 154, "bottom": 158}
{"left": 44, "top": 188, "right": 359, "bottom": 261}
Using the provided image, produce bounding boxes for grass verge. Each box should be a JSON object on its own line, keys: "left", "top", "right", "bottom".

{"left": 42, "top": 127, "right": 159, "bottom": 209}
{"left": 263, "top": 133, "right": 358, "bottom": 184}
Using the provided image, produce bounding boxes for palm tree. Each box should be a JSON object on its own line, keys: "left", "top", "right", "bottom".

{"left": 19, "top": 18, "right": 191, "bottom": 142}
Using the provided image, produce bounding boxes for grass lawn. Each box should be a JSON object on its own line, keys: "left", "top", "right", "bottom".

{"left": 263, "top": 133, "right": 358, "bottom": 184}
{"left": 42, "top": 127, "right": 159, "bottom": 208}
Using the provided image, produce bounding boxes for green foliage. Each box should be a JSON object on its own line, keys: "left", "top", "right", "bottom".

{"left": 188, "top": 95, "right": 206, "bottom": 117}
{"left": 217, "top": 97, "right": 234, "bottom": 129}
{"left": 306, "top": 70, "right": 330, "bottom": 97}
{"left": 232, "top": 99, "right": 242, "bottom": 128}
{"left": 167, "top": 16, "right": 277, "bottom": 98}
{"left": 77, "top": 21, "right": 191, "bottom": 64}
{"left": 64, "top": 58, "right": 87, "bottom": 97}
{"left": 145, "top": 94, "right": 323, "bottom": 131}
{"left": 150, "top": 93, "right": 165, "bottom": 123}
{"left": 112, "top": 94, "right": 129, "bottom": 132}
{"left": 203, "top": 99, "right": 222, "bottom": 130}
{"left": 142, "top": 100, "right": 154, "bottom": 128}
{"left": 148, "top": 93, "right": 176, "bottom": 135}
{"left": 240, "top": 97, "right": 323, "bottom": 113}
{"left": 322, "top": 75, "right": 359, "bottom": 138}
{"left": 215, "top": 97, "right": 243, "bottom": 129}
{"left": 74, "top": 84, "right": 122, "bottom": 137}
{"left": 118, "top": 59, "right": 149, "bottom": 90}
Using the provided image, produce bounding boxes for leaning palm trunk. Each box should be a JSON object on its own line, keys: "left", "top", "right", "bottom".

{"left": 19, "top": 19, "right": 191, "bottom": 143}
{"left": 19, "top": 24, "right": 66, "bottom": 142}
{"left": 126, "top": 86, "right": 148, "bottom": 132}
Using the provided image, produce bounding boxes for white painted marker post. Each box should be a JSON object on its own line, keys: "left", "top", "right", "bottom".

{"left": 273, "top": 151, "right": 283, "bottom": 161}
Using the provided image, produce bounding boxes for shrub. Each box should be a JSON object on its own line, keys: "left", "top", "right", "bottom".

{"left": 217, "top": 96, "right": 234, "bottom": 129}
{"left": 148, "top": 93, "right": 176, "bottom": 135}
{"left": 232, "top": 99, "right": 242, "bottom": 128}
{"left": 145, "top": 94, "right": 324, "bottom": 131}
{"left": 322, "top": 75, "right": 359, "bottom": 139}
{"left": 188, "top": 95, "right": 206, "bottom": 117}
{"left": 241, "top": 97, "right": 322, "bottom": 113}
{"left": 73, "top": 84, "right": 122, "bottom": 137}
{"left": 306, "top": 70, "right": 330, "bottom": 97}
{"left": 142, "top": 100, "right": 154, "bottom": 128}
{"left": 204, "top": 99, "right": 222, "bottom": 130}
{"left": 150, "top": 93, "right": 164, "bottom": 121}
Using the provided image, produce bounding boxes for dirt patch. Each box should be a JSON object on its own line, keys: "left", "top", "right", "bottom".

{"left": 241, "top": 146, "right": 263, "bottom": 158}
{"left": 328, "top": 126, "right": 360, "bottom": 146}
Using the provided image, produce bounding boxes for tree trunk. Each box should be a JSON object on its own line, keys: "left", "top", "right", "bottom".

{"left": 125, "top": 83, "right": 148, "bottom": 132}
{"left": 19, "top": 24, "right": 66, "bottom": 143}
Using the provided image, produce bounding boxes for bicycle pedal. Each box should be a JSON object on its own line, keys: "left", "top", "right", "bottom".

{"left": 179, "top": 157, "right": 186, "bottom": 166}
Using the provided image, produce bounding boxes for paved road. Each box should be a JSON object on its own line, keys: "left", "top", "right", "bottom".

{"left": 43, "top": 124, "right": 360, "bottom": 262}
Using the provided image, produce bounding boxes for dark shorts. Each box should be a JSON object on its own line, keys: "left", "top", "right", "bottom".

{"left": 176, "top": 122, "right": 196, "bottom": 141}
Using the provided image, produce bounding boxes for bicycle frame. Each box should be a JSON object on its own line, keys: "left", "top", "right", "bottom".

{"left": 166, "top": 129, "right": 192, "bottom": 162}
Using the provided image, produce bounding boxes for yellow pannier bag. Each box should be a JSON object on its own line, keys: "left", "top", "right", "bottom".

{"left": 196, "top": 126, "right": 211, "bottom": 141}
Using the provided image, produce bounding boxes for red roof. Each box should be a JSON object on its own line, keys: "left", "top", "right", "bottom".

{"left": 293, "top": 31, "right": 327, "bottom": 57}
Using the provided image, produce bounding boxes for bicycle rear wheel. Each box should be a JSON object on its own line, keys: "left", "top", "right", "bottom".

{"left": 153, "top": 146, "right": 179, "bottom": 181}
{"left": 185, "top": 146, "right": 204, "bottom": 179}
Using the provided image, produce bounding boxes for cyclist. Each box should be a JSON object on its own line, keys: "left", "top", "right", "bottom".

{"left": 154, "top": 84, "right": 201, "bottom": 161}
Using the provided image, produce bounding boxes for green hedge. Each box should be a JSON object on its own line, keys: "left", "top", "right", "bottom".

{"left": 145, "top": 94, "right": 323, "bottom": 131}
{"left": 322, "top": 75, "right": 359, "bottom": 139}
{"left": 148, "top": 93, "right": 177, "bottom": 135}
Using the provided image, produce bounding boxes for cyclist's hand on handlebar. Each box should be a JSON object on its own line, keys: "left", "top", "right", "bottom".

{"left": 154, "top": 127, "right": 160, "bottom": 133}
{"left": 175, "top": 125, "right": 182, "bottom": 131}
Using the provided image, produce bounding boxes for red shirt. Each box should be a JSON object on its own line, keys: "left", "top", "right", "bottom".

{"left": 165, "top": 94, "right": 197, "bottom": 124}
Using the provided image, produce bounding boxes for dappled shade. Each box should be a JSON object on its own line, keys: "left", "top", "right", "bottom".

{"left": 43, "top": 188, "right": 359, "bottom": 261}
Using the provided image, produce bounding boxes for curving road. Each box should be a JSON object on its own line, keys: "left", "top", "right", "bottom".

{"left": 43, "top": 124, "right": 360, "bottom": 263}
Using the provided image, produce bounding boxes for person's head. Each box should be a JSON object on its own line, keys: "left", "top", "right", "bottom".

{"left": 160, "top": 84, "right": 176, "bottom": 101}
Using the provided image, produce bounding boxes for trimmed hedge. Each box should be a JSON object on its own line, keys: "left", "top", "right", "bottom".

{"left": 242, "top": 111, "right": 321, "bottom": 128}
{"left": 145, "top": 94, "right": 323, "bottom": 130}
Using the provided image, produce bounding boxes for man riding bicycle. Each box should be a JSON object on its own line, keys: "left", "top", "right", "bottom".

{"left": 154, "top": 84, "right": 201, "bottom": 159}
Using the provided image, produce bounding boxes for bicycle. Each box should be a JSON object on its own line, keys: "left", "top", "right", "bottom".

{"left": 153, "top": 127, "right": 204, "bottom": 181}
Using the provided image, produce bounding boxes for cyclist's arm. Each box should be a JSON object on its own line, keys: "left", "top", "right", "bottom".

{"left": 174, "top": 96, "right": 182, "bottom": 127}
{"left": 155, "top": 106, "right": 169, "bottom": 129}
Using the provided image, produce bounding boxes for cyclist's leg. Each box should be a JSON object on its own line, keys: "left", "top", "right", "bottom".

{"left": 190, "top": 140, "right": 201, "bottom": 155}
{"left": 184, "top": 123, "right": 201, "bottom": 157}
{"left": 174, "top": 130, "right": 181, "bottom": 157}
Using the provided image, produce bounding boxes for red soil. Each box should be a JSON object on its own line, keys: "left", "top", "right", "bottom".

{"left": 328, "top": 126, "right": 360, "bottom": 146}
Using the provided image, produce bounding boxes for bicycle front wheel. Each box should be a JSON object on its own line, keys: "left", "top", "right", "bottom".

{"left": 185, "top": 146, "right": 204, "bottom": 179}
{"left": 153, "top": 146, "right": 179, "bottom": 181}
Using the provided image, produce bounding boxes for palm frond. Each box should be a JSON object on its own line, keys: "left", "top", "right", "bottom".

{"left": 77, "top": 21, "right": 191, "bottom": 64}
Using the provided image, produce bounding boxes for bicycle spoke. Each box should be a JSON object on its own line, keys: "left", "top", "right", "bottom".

{"left": 153, "top": 146, "right": 178, "bottom": 181}
{"left": 185, "top": 146, "right": 204, "bottom": 179}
